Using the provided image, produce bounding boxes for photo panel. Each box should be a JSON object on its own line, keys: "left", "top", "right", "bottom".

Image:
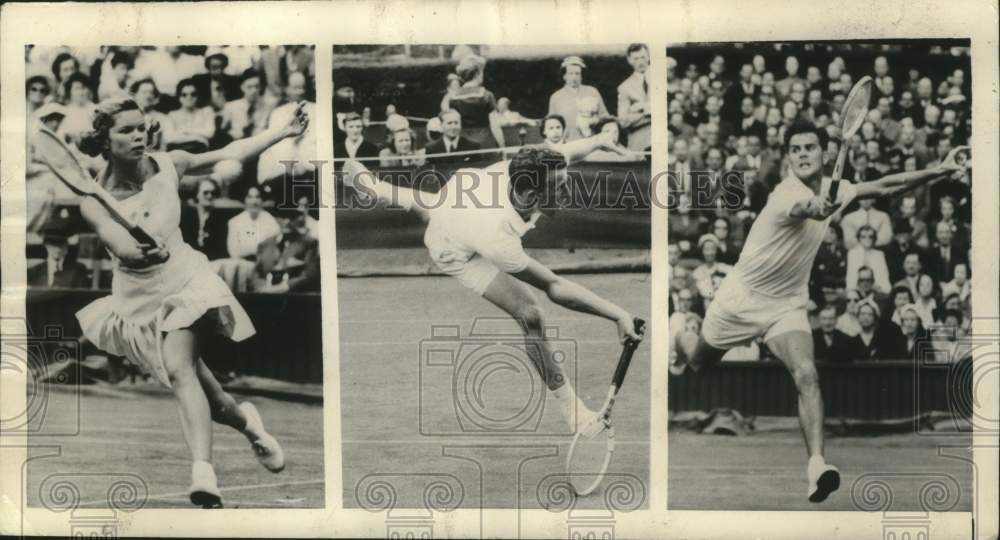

{"left": 22, "top": 44, "right": 325, "bottom": 510}
{"left": 332, "top": 44, "right": 654, "bottom": 512}
{"left": 665, "top": 39, "right": 975, "bottom": 511}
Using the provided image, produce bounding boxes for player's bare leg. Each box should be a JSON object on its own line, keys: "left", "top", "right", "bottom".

{"left": 163, "top": 328, "right": 221, "bottom": 508}
{"left": 195, "top": 358, "right": 285, "bottom": 472}
{"left": 766, "top": 330, "right": 840, "bottom": 502}
{"left": 481, "top": 271, "right": 595, "bottom": 431}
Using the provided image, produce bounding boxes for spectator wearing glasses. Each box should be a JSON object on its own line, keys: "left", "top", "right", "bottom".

{"left": 846, "top": 225, "right": 891, "bottom": 294}
{"left": 26, "top": 75, "right": 52, "bottom": 126}
{"left": 837, "top": 288, "right": 863, "bottom": 337}
{"left": 166, "top": 78, "right": 215, "bottom": 152}
{"left": 181, "top": 178, "right": 228, "bottom": 261}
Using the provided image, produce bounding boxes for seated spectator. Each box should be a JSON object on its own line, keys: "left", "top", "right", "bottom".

{"left": 548, "top": 55, "right": 608, "bottom": 140}
{"left": 812, "top": 223, "right": 847, "bottom": 291}
{"left": 495, "top": 97, "right": 537, "bottom": 127}
{"left": 180, "top": 178, "right": 228, "bottom": 260}
{"left": 335, "top": 112, "right": 379, "bottom": 161}
{"left": 926, "top": 219, "right": 967, "bottom": 284}
{"left": 96, "top": 49, "right": 134, "bottom": 102}
{"left": 940, "top": 262, "right": 970, "bottom": 304}
{"left": 894, "top": 252, "right": 928, "bottom": 300}
{"left": 851, "top": 300, "right": 906, "bottom": 361}
{"left": 192, "top": 52, "right": 241, "bottom": 106}
{"left": 899, "top": 304, "right": 931, "bottom": 361}
{"left": 424, "top": 109, "right": 479, "bottom": 167}
{"left": 846, "top": 225, "right": 891, "bottom": 294}
{"left": 669, "top": 288, "right": 696, "bottom": 340}
{"left": 59, "top": 72, "right": 98, "bottom": 145}
{"left": 27, "top": 217, "right": 89, "bottom": 289}
{"left": 813, "top": 305, "right": 856, "bottom": 362}
{"left": 378, "top": 128, "right": 426, "bottom": 168}
{"left": 837, "top": 289, "right": 863, "bottom": 337}
{"left": 841, "top": 198, "right": 892, "bottom": 250}
{"left": 931, "top": 309, "right": 972, "bottom": 363}
{"left": 221, "top": 68, "right": 272, "bottom": 142}
{"left": 130, "top": 78, "right": 173, "bottom": 151}
{"left": 692, "top": 234, "right": 732, "bottom": 287}
{"left": 913, "top": 274, "right": 938, "bottom": 327}
{"left": 50, "top": 51, "right": 81, "bottom": 104}
{"left": 669, "top": 194, "right": 706, "bottom": 258}
{"left": 709, "top": 218, "right": 738, "bottom": 265}
{"left": 252, "top": 203, "right": 320, "bottom": 293}
{"left": 884, "top": 217, "right": 924, "bottom": 284}
{"left": 26, "top": 75, "right": 52, "bottom": 126}
{"left": 617, "top": 43, "right": 652, "bottom": 151}
{"left": 584, "top": 117, "right": 643, "bottom": 162}
{"left": 888, "top": 285, "right": 917, "bottom": 328}
{"left": 226, "top": 185, "right": 280, "bottom": 260}
{"left": 166, "top": 78, "right": 215, "bottom": 152}
{"left": 540, "top": 114, "right": 566, "bottom": 148}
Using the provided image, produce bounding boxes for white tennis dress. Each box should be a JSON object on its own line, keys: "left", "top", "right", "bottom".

{"left": 77, "top": 152, "right": 254, "bottom": 387}
{"left": 701, "top": 174, "right": 856, "bottom": 348}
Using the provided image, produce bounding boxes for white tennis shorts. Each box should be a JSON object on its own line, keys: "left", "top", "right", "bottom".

{"left": 701, "top": 276, "right": 811, "bottom": 349}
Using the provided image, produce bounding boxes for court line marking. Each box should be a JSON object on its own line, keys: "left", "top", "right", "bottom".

{"left": 76, "top": 478, "right": 325, "bottom": 507}
{"left": 340, "top": 439, "right": 648, "bottom": 445}
{"left": 56, "top": 436, "right": 325, "bottom": 455}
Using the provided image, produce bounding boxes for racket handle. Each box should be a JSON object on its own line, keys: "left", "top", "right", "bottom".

{"left": 128, "top": 225, "right": 158, "bottom": 247}
{"left": 829, "top": 179, "right": 840, "bottom": 202}
{"left": 611, "top": 318, "right": 645, "bottom": 388}
{"left": 831, "top": 144, "right": 848, "bottom": 182}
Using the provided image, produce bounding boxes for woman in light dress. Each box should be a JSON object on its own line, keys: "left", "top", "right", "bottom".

{"left": 75, "top": 96, "right": 309, "bottom": 508}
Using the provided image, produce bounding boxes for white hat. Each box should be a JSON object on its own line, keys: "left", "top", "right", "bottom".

{"left": 36, "top": 102, "right": 67, "bottom": 119}
{"left": 561, "top": 56, "right": 587, "bottom": 70}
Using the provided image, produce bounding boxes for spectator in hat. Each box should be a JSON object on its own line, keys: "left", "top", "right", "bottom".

{"left": 28, "top": 214, "right": 89, "bottom": 289}
{"left": 812, "top": 305, "right": 857, "bottom": 363}
{"left": 851, "top": 299, "right": 906, "bottom": 361}
{"left": 548, "top": 55, "right": 608, "bottom": 138}
{"left": 193, "top": 52, "right": 241, "bottom": 105}
{"left": 252, "top": 199, "right": 320, "bottom": 293}
{"left": 846, "top": 225, "right": 891, "bottom": 294}
{"left": 334, "top": 112, "right": 379, "bottom": 163}
{"left": 424, "top": 109, "right": 480, "bottom": 169}
{"left": 692, "top": 234, "right": 732, "bottom": 287}
{"left": 617, "top": 44, "right": 652, "bottom": 151}
{"left": 441, "top": 54, "right": 504, "bottom": 150}
{"left": 837, "top": 288, "right": 863, "bottom": 337}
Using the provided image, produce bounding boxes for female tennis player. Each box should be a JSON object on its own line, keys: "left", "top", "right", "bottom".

{"left": 343, "top": 131, "right": 644, "bottom": 433}
{"left": 75, "top": 96, "right": 309, "bottom": 508}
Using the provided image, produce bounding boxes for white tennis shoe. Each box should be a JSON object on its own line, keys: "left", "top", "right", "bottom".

{"left": 807, "top": 457, "right": 841, "bottom": 503}
{"left": 239, "top": 402, "right": 285, "bottom": 473}
{"left": 189, "top": 460, "right": 222, "bottom": 508}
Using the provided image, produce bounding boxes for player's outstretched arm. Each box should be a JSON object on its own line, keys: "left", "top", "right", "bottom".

{"left": 342, "top": 159, "right": 430, "bottom": 222}
{"left": 170, "top": 101, "right": 310, "bottom": 178}
{"left": 512, "top": 258, "right": 642, "bottom": 343}
{"left": 559, "top": 131, "right": 626, "bottom": 165}
{"left": 855, "top": 146, "right": 969, "bottom": 200}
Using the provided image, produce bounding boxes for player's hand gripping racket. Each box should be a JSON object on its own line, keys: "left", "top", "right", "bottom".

{"left": 565, "top": 317, "right": 646, "bottom": 496}
{"left": 829, "top": 76, "right": 873, "bottom": 201}
{"left": 32, "top": 127, "right": 158, "bottom": 247}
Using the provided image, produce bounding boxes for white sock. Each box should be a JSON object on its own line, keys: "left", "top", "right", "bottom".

{"left": 808, "top": 454, "right": 826, "bottom": 470}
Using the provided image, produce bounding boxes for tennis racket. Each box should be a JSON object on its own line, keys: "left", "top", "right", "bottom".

{"left": 830, "top": 76, "right": 873, "bottom": 200}
{"left": 32, "top": 127, "right": 157, "bottom": 246}
{"left": 565, "top": 317, "right": 646, "bottom": 496}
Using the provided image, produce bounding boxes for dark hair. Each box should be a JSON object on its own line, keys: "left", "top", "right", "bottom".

{"left": 856, "top": 224, "right": 877, "bottom": 241}
{"left": 50, "top": 52, "right": 79, "bottom": 81}
{"left": 343, "top": 112, "right": 363, "bottom": 125}
{"left": 26, "top": 75, "right": 50, "bottom": 94}
{"left": 891, "top": 285, "right": 915, "bottom": 304}
{"left": 204, "top": 53, "right": 228, "bottom": 69}
{"left": 78, "top": 97, "right": 142, "bottom": 158}
{"left": 626, "top": 43, "right": 648, "bottom": 56}
{"left": 539, "top": 114, "right": 566, "bottom": 138}
{"left": 110, "top": 51, "right": 134, "bottom": 70}
{"left": 239, "top": 68, "right": 261, "bottom": 86}
{"left": 592, "top": 117, "right": 623, "bottom": 145}
{"left": 438, "top": 108, "right": 461, "bottom": 122}
{"left": 508, "top": 147, "right": 568, "bottom": 208}
{"left": 175, "top": 77, "right": 198, "bottom": 100}
{"left": 782, "top": 120, "right": 829, "bottom": 152}
{"left": 129, "top": 77, "right": 159, "bottom": 97}
{"left": 63, "top": 72, "right": 92, "bottom": 99}
{"left": 385, "top": 128, "right": 417, "bottom": 154}
{"left": 857, "top": 265, "right": 874, "bottom": 278}
{"left": 941, "top": 308, "right": 963, "bottom": 324}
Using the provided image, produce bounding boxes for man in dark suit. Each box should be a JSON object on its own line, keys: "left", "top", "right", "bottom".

{"left": 180, "top": 179, "right": 229, "bottom": 261}
{"left": 812, "top": 305, "right": 857, "bottom": 363}
{"left": 333, "top": 112, "right": 379, "bottom": 167}
{"left": 926, "top": 220, "right": 967, "bottom": 283}
{"left": 28, "top": 217, "right": 89, "bottom": 288}
{"left": 735, "top": 97, "right": 766, "bottom": 141}
{"left": 253, "top": 203, "right": 320, "bottom": 293}
{"left": 191, "top": 52, "right": 241, "bottom": 106}
{"left": 723, "top": 64, "right": 758, "bottom": 125}
{"left": 425, "top": 109, "right": 482, "bottom": 180}
{"left": 851, "top": 300, "right": 906, "bottom": 362}
{"left": 884, "top": 219, "right": 924, "bottom": 285}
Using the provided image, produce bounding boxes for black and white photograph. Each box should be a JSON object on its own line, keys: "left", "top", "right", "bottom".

{"left": 666, "top": 40, "right": 975, "bottom": 510}
{"left": 22, "top": 44, "right": 324, "bottom": 509}
{"left": 333, "top": 44, "right": 653, "bottom": 510}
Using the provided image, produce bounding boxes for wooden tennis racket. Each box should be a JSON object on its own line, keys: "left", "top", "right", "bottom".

{"left": 830, "top": 76, "right": 873, "bottom": 201}
{"left": 32, "top": 128, "right": 157, "bottom": 246}
{"left": 565, "top": 317, "right": 646, "bottom": 496}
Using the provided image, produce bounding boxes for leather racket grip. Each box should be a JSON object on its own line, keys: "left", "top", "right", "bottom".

{"left": 611, "top": 317, "right": 646, "bottom": 389}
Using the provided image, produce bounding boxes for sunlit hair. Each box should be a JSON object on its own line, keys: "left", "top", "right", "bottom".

{"left": 455, "top": 54, "right": 486, "bottom": 84}
{"left": 78, "top": 96, "right": 143, "bottom": 158}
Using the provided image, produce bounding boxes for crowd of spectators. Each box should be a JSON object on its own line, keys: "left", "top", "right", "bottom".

{"left": 334, "top": 44, "right": 652, "bottom": 180}
{"left": 25, "top": 45, "right": 320, "bottom": 293}
{"left": 667, "top": 44, "right": 973, "bottom": 364}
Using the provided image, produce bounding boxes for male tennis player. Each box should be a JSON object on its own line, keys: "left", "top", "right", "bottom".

{"left": 343, "top": 131, "right": 645, "bottom": 433}
{"left": 673, "top": 121, "right": 967, "bottom": 502}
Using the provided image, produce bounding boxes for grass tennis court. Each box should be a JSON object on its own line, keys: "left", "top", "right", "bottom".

{"left": 338, "top": 273, "right": 651, "bottom": 510}
{"left": 26, "top": 386, "right": 324, "bottom": 509}
{"left": 668, "top": 429, "right": 974, "bottom": 511}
